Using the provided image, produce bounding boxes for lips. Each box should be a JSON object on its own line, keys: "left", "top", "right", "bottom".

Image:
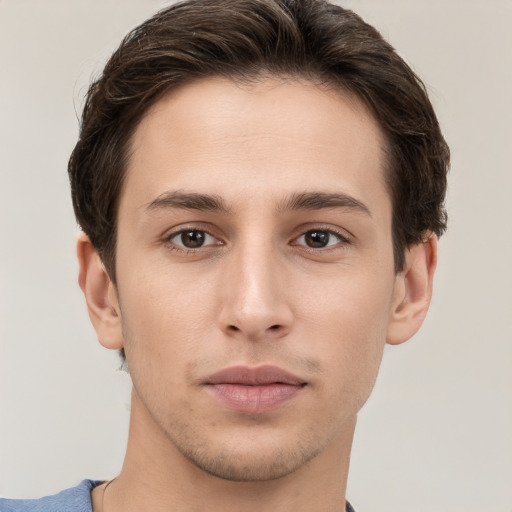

{"left": 204, "top": 365, "right": 306, "bottom": 413}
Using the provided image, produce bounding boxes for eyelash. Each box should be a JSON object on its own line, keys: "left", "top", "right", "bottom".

{"left": 164, "top": 226, "right": 222, "bottom": 253}
{"left": 291, "top": 227, "right": 352, "bottom": 251}
{"left": 162, "top": 226, "right": 353, "bottom": 254}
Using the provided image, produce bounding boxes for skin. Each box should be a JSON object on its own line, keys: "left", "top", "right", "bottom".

{"left": 80, "top": 76, "right": 437, "bottom": 511}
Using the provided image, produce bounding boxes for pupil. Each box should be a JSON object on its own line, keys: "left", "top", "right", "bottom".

{"left": 305, "top": 230, "right": 329, "bottom": 248}
{"left": 181, "top": 230, "right": 205, "bottom": 248}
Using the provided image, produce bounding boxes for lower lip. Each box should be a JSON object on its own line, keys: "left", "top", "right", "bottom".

{"left": 205, "top": 383, "right": 304, "bottom": 413}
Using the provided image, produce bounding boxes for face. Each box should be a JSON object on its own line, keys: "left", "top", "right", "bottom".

{"left": 112, "top": 76, "right": 401, "bottom": 481}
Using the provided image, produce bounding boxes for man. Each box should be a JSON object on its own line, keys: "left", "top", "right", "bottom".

{"left": 0, "top": 0, "right": 449, "bottom": 510}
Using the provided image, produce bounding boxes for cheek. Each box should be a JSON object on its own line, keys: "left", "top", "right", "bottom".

{"left": 303, "top": 271, "right": 393, "bottom": 396}
{"left": 117, "top": 267, "right": 214, "bottom": 372}
{"left": 120, "top": 257, "right": 215, "bottom": 323}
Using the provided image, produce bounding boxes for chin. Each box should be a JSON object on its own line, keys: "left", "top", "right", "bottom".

{"left": 168, "top": 423, "right": 335, "bottom": 483}
{"left": 182, "top": 444, "right": 319, "bottom": 482}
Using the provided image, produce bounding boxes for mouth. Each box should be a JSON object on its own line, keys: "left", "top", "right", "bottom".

{"left": 203, "top": 365, "right": 307, "bottom": 414}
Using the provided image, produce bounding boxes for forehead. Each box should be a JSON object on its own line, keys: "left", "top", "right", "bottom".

{"left": 122, "top": 76, "right": 390, "bottom": 216}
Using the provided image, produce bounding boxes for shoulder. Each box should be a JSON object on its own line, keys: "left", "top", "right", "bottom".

{"left": 346, "top": 500, "right": 357, "bottom": 512}
{"left": 0, "top": 480, "right": 102, "bottom": 512}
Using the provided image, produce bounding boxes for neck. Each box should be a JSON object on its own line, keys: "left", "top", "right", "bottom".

{"left": 101, "top": 389, "right": 355, "bottom": 512}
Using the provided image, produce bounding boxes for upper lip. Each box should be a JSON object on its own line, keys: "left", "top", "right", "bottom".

{"left": 205, "top": 365, "right": 306, "bottom": 386}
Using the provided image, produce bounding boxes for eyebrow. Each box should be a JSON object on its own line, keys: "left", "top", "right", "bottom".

{"left": 278, "top": 192, "right": 372, "bottom": 217}
{"left": 145, "top": 190, "right": 371, "bottom": 217}
{"left": 145, "top": 191, "right": 231, "bottom": 214}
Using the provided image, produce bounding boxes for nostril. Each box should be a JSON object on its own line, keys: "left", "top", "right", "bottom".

{"left": 224, "top": 323, "right": 288, "bottom": 337}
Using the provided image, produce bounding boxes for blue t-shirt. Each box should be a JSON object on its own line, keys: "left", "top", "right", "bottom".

{"left": 0, "top": 480, "right": 356, "bottom": 511}
{"left": 0, "top": 480, "right": 101, "bottom": 512}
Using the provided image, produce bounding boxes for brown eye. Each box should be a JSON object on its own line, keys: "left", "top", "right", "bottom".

{"left": 180, "top": 230, "right": 206, "bottom": 248}
{"left": 168, "top": 229, "right": 219, "bottom": 249}
{"left": 295, "top": 229, "right": 347, "bottom": 249}
{"left": 304, "top": 230, "right": 330, "bottom": 248}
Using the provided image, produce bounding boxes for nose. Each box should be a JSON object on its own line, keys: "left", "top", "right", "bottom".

{"left": 217, "top": 240, "right": 294, "bottom": 342}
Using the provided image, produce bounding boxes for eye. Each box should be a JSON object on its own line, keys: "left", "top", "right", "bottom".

{"left": 168, "top": 229, "right": 220, "bottom": 249}
{"left": 294, "top": 229, "right": 348, "bottom": 249}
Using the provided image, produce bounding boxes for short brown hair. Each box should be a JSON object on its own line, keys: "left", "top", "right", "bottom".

{"left": 68, "top": 0, "right": 449, "bottom": 282}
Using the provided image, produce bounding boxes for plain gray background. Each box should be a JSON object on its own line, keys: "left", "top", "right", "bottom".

{"left": 1, "top": 1, "right": 511, "bottom": 510}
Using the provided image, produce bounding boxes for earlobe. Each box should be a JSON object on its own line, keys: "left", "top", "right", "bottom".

{"left": 77, "top": 232, "right": 124, "bottom": 350}
{"left": 386, "top": 233, "right": 438, "bottom": 345}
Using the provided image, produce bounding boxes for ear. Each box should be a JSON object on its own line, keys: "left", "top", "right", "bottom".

{"left": 386, "top": 233, "right": 438, "bottom": 345}
{"left": 77, "top": 232, "right": 124, "bottom": 350}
